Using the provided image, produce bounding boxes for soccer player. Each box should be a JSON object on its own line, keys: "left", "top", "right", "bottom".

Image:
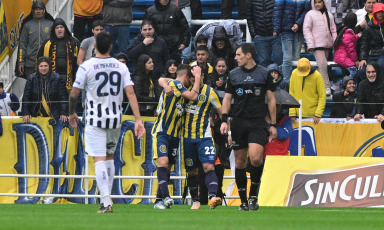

{"left": 220, "top": 43, "right": 277, "bottom": 211}
{"left": 68, "top": 32, "right": 145, "bottom": 213}
{"left": 153, "top": 64, "right": 202, "bottom": 209}
{"left": 181, "top": 67, "right": 223, "bottom": 210}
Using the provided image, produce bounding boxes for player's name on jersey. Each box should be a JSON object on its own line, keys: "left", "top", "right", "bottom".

{"left": 93, "top": 63, "right": 120, "bottom": 69}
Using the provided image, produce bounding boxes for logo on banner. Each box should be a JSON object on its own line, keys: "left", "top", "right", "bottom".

{"left": 286, "top": 164, "right": 384, "bottom": 207}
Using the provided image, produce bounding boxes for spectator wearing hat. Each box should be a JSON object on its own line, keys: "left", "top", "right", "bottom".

{"left": 183, "top": 33, "right": 214, "bottom": 64}
{"left": 210, "top": 26, "right": 238, "bottom": 71}
{"left": 16, "top": 0, "right": 54, "bottom": 79}
{"left": 289, "top": 58, "right": 326, "bottom": 124}
{"left": 330, "top": 76, "right": 357, "bottom": 119}
{"left": 0, "top": 83, "right": 19, "bottom": 116}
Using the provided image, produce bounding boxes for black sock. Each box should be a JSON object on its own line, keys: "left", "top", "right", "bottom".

{"left": 235, "top": 168, "right": 248, "bottom": 204}
{"left": 155, "top": 186, "right": 162, "bottom": 203}
{"left": 215, "top": 164, "right": 225, "bottom": 198}
{"left": 157, "top": 167, "right": 169, "bottom": 198}
{"left": 187, "top": 174, "right": 199, "bottom": 202}
{"left": 249, "top": 164, "right": 263, "bottom": 198}
{"left": 205, "top": 170, "right": 218, "bottom": 199}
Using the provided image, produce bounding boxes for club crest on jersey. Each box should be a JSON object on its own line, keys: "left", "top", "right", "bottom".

{"left": 186, "top": 158, "right": 193, "bottom": 166}
{"left": 198, "top": 94, "right": 206, "bottom": 102}
{"left": 160, "top": 145, "right": 167, "bottom": 153}
{"left": 254, "top": 87, "right": 261, "bottom": 96}
{"left": 177, "top": 83, "right": 182, "bottom": 89}
{"left": 236, "top": 88, "right": 244, "bottom": 96}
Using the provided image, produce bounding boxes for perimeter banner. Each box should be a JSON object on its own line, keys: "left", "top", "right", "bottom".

{"left": 0, "top": 116, "right": 185, "bottom": 204}
{"left": 259, "top": 156, "right": 384, "bottom": 207}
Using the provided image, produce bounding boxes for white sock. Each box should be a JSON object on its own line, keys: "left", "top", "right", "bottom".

{"left": 95, "top": 161, "right": 112, "bottom": 206}
{"left": 106, "top": 160, "right": 115, "bottom": 194}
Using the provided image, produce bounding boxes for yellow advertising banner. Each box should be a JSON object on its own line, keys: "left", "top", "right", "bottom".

{"left": 259, "top": 156, "right": 384, "bottom": 207}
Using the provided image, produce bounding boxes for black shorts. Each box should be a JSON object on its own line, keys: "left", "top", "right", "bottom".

{"left": 230, "top": 117, "right": 268, "bottom": 150}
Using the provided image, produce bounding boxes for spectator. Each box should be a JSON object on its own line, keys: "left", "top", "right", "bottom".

{"left": 0, "top": 82, "right": 19, "bottom": 116}
{"left": 77, "top": 20, "right": 104, "bottom": 66}
{"left": 358, "top": 3, "right": 384, "bottom": 80}
{"left": 221, "top": 0, "right": 247, "bottom": 19}
{"left": 327, "top": 0, "right": 359, "bottom": 32}
{"left": 331, "top": 76, "right": 357, "bottom": 119}
{"left": 103, "top": 0, "right": 133, "bottom": 57}
{"left": 160, "top": 59, "right": 177, "bottom": 79}
{"left": 16, "top": 0, "right": 54, "bottom": 79}
{"left": 183, "top": 34, "right": 214, "bottom": 65}
{"left": 131, "top": 54, "right": 161, "bottom": 117}
{"left": 73, "top": 0, "right": 103, "bottom": 43}
{"left": 189, "top": 45, "right": 213, "bottom": 84}
{"left": 207, "top": 58, "right": 229, "bottom": 91}
{"left": 116, "top": 53, "right": 128, "bottom": 65}
{"left": 303, "top": 0, "right": 337, "bottom": 96}
{"left": 127, "top": 20, "right": 169, "bottom": 79}
{"left": 210, "top": 26, "right": 237, "bottom": 71}
{"left": 289, "top": 58, "right": 326, "bottom": 124}
{"left": 21, "top": 57, "right": 68, "bottom": 123}
{"left": 246, "top": 0, "right": 283, "bottom": 67}
{"left": 355, "top": 0, "right": 376, "bottom": 34}
{"left": 195, "top": 20, "right": 243, "bottom": 48}
{"left": 171, "top": 0, "right": 192, "bottom": 60}
{"left": 267, "top": 63, "right": 286, "bottom": 90}
{"left": 333, "top": 13, "right": 361, "bottom": 81}
{"left": 144, "top": 0, "right": 191, "bottom": 65}
{"left": 190, "top": 0, "right": 202, "bottom": 19}
{"left": 273, "top": 0, "right": 311, "bottom": 82}
{"left": 37, "top": 18, "right": 80, "bottom": 93}
{"left": 354, "top": 62, "right": 384, "bottom": 121}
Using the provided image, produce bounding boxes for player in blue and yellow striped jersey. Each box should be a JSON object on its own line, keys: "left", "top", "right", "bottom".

{"left": 181, "top": 70, "right": 223, "bottom": 210}
{"left": 152, "top": 64, "right": 202, "bottom": 209}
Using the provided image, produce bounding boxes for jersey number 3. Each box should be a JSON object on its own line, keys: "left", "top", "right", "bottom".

{"left": 96, "top": 71, "right": 121, "bottom": 97}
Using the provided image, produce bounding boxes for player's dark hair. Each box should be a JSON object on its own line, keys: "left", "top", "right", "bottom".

{"left": 141, "top": 19, "right": 154, "bottom": 28}
{"left": 92, "top": 20, "right": 104, "bottom": 29}
{"left": 177, "top": 64, "right": 190, "bottom": 77}
{"left": 195, "top": 45, "right": 209, "bottom": 53}
{"left": 96, "top": 32, "right": 112, "bottom": 54}
{"left": 238, "top": 43, "right": 257, "bottom": 59}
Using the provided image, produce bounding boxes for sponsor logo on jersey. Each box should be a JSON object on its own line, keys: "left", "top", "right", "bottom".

{"left": 236, "top": 88, "right": 243, "bottom": 96}
{"left": 244, "top": 76, "right": 254, "bottom": 82}
{"left": 160, "top": 145, "right": 167, "bottom": 153}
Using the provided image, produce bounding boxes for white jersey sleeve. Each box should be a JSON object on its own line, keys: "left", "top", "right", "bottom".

{"left": 73, "top": 65, "right": 87, "bottom": 89}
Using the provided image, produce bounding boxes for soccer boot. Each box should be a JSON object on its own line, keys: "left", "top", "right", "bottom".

{"left": 163, "top": 197, "right": 174, "bottom": 209}
{"left": 238, "top": 202, "right": 249, "bottom": 211}
{"left": 154, "top": 201, "right": 167, "bottom": 209}
{"left": 248, "top": 196, "right": 259, "bottom": 211}
{"left": 98, "top": 205, "right": 113, "bottom": 213}
{"left": 209, "top": 197, "right": 222, "bottom": 209}
{"left": 191, "top": 201, "right": 201, "bottom": 210}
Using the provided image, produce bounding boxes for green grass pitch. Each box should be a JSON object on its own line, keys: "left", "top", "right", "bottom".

{"left": 1, "top": 204, "right": 384, "bottom": 230}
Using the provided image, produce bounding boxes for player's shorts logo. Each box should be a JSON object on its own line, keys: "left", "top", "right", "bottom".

{"left": 160, "top": 145, "right": 167, "bottom": 153}
{"left": 186, "top": 158, "right": 193, "bottom": 166}
{"left": 198, "top": 94, "right": 206, "bottom": 102}
{"left": 236, "top": 88, "right": 243, "bottom": 96}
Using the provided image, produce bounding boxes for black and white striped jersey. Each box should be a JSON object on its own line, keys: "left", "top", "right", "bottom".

{"left": 73, "top": 57, "right": 134, "bottom": 129}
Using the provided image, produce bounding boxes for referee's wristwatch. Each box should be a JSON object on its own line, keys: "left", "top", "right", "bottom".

{"left": 270, "top": 123, "right": 277, "bottom": 128}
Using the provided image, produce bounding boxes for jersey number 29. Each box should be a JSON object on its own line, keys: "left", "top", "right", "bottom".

{"left": 96, "top": 71, "right": 121, "bottom": 97}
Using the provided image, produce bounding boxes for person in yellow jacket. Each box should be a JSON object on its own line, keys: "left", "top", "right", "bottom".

{"left": 289, "top": 58, "right": 326, "bottom": 124}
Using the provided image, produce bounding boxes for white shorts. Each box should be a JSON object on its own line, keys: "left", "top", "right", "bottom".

{"left": 84, "top": 125, "right": 121, "bottom": 157}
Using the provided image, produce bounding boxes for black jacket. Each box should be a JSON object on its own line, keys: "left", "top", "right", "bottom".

{"left": 359, "top": 20, "right": 384, "bottom": 60}
{"left": 207, "top": 72, "right": 229, "bottom": 91}
{"left": 246, "top": 0, "right": 275, "bottom": 37}
{"left": 210, "top": 26, "right": 238, "bottom": 71}
{"left": 131, "top": 72, "right": 161, "bottom": 115}
{"left": 127, "top": 33, "right": 169, "bottom": 79}
{"left": 356, "top": 78, "right": 384, "bottom": 118}
{"left": 330, "top": 90, "right": 357, "bottom": 118}
{"left": 22, "top": 71, "right": 68, "bottom": 120}
{"left": 143, "top": 0, "right": 191, "bottom": 51}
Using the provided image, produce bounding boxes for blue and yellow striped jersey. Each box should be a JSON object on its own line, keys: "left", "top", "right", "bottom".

{"left": 151, "top": 79, "right": 187, "bottom": 137}
{"left": 183, "top": 84, "right": 221, "bottom": 139}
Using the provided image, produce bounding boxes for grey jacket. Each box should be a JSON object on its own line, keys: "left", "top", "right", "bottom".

{"left": 18, "top": 17, "right": 53, "bottom": 68}
{"left": 103, "top": 0, "right": 134, "bottom": 25}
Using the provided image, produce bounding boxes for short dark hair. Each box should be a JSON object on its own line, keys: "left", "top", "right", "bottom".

{"left": 141, "top": 19, "right": 154, "bottom": 28}
{"left": 92, "top": 20, "right": 104, "bottom": 29}
{"left": 37, "top": 56, "right": 51, "bottom": 67}
{"left": 195, "top": 45, "right": 209, "bottom": 53}
{"left": 0, "top": 82, "right": 3, "bottom": 89}
{"left": 238, "top": 43, "right": 257, "bottom": 59}
{"left": 364, "top": 0, "right": 377, "bottom": 3}
{"left": 176, "top": 64, "right": 190, "bottom": 77}
{"left": 96, "top": 32, "right": 112, "bottom": 54}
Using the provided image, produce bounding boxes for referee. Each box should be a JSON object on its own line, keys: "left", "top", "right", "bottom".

{"left": 220, "top": 43, "right": 277, "bottom": 211}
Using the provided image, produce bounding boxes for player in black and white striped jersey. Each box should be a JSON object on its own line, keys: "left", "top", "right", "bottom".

{"left": 68, "top": 32, "right": 145, "bottom": 213}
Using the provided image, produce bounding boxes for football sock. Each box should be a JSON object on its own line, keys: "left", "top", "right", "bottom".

{"left": 106, "top": 160, "right": 115, "bottom": 194}
{"left": 249, "top": 164, "right": 263, "bottom": 198}
{"left": 187, "top": 174, "right": 199, "bottom": 201}
{"left": 95, "top": 161, "right": 112, "bottom": 206}
{"left": 157, "top": 167, "right": 170, "bottom": 198}
{"left": 205, "top": 170, "right": 218, "bottom": 199}
{"left": 235, "top": 168, "right": 248, "bottom": 204}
